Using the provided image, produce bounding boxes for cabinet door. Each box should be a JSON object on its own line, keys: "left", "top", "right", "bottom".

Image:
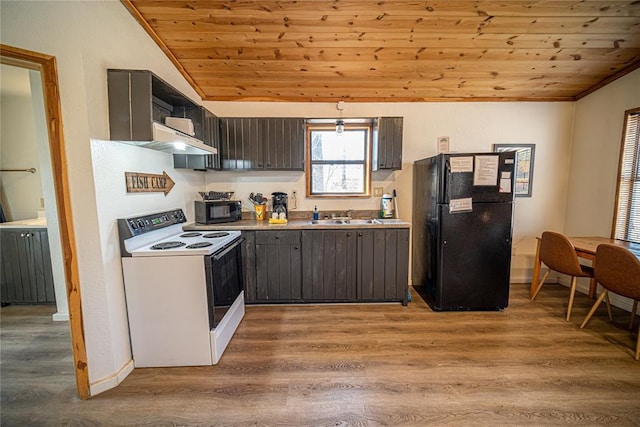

{"left": 172, "top": 109, "right": 221, "bottom": 171}
{"left": 263, "top": 118, "right": 305, "bottom": 170}
{"left": 302, "top": 230, "right": 357, "bottom": 301}
{"left": 255, "top": 231, "right": 302, "bottom": 301}
{"left": 30, "top": 230, "right": 56, "bottom": 303}
{"left": 221, "top": 118, "right": 263, "bottom": 170}
{"left": 206, "top": 114, "right": 222, "bottom": 170}
{"left": 357, "top": 228, "right": 409, "bottom": 303}
{"left": 0, "top": 229, "right": 55, "bottom": 304}
{"left": 241, "top": 231, "right": 257, "bottom": 303}
{"left": 374, "top": 117, "right": 403, "bottom": 170}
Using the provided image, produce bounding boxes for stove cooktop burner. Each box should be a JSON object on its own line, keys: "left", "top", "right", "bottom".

{"left": 203, "top": 232, "right": 230, "bottom": 239}
{"left": 180, "top": 232, "right": 203, "bottom": 238}
{"left": 186, "top": 242, "right": 213, "bottom": 249}
{"left": 151, "top": 241, "right": 186, "bottom": 250}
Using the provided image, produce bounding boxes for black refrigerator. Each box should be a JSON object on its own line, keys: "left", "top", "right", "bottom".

{"left": 412, "top": 152, "right": 516, "bottom": 311}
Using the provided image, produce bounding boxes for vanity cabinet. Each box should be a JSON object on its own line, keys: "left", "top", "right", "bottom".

{"left": 253, "top": 230, "right": 302, "bottom": 302}
{"left": 220, "top": 118, "right": 305, "bottom": 171}
{"left": 373, "top": 117, "right": 403, "bottom": 170}
{"left": 0, "top": 229, "right": 55, "bottom": 304}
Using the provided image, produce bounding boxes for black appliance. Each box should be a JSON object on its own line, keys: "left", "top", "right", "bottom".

{"left": 271, "top": 192, "right": 288, "bottom": 217}
{"left": 195, "top": 200, "right": 242, "bottom": 224}
{"left": 412, "top": 152, "right": 516, "bottom": 311}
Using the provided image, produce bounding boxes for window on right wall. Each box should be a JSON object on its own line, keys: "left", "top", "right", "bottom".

{"left": 613, "top": 107, "right": 640, "bottom": 244}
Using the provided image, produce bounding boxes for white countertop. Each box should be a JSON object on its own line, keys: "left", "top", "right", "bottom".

{"left": 0, "top": 218, "right": 47, "bottom": 229}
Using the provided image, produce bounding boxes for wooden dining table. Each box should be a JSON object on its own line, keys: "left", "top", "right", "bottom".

{"left": 529, "top": 236, "right": 640, "bottom": 300}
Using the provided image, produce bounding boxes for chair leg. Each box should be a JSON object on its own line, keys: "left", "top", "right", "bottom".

{"left": 566, "top": 276, "right": 578, "bottom": 321}
{"left": 604, "top": 292, "right": 613, "bottom": 321}
{"left": 531, "top": 270, "right": 550, "bottom": 301}
{"left": 635, "top": 324, "right": 639, "bottom": 361}
{"left": 631, "top": 300, "right": 638, "bottom": 331}
{"left": 581, "top": 290, "right": 608, "bottom": 329}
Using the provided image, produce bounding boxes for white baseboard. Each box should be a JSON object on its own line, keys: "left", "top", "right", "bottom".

{"left": 52, "top": 312, "right": 69, "bottom": 322}
{"left": 89, "top": 359, "right": 134, "bottom": 397}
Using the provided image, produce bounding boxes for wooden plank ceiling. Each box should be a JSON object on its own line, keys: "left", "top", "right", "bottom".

{"left": 122, "top": 0, "right": 640, "bottom": 102}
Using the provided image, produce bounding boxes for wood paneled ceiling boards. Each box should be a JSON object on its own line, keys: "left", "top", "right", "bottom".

{"left": 122, "top": 1, "right": 640, "bottom": 102}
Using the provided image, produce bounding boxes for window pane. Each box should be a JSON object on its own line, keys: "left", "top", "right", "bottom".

{"left": 311, "top": 164, "right": 365, "bottom": 193}
{"left": 614, "top": 110, "right": 640, "bottom": 243}
{"left": 310, "top": 130, "right": 365, "bottom": 161}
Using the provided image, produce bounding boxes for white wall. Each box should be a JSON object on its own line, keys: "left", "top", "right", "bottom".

{"left": 29, "top": 68, "right": 69, "bottom": 319}
{"left": 0, "top": 65, "right": 43, "bottom": 222}
{"left": 1, "top": 0, "right": 206, "bottom": 395}
{"left": 206, "top": 101, "right": 576, "bottom": 281}
{"left": 564, "top": 69, "right": 640, "bottom": 306}
{"left": 565, "top": 69, "right": 640, "bottom": 237}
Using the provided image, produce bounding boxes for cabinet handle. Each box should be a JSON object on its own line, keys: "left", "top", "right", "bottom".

{"left": 358, "top": 232, "right": 363, "bottom": 237}
{"left": 294, "top": 246, "right": 298, "bottom": 250}
{"left": 275, "top": 236, "right": 279, "bottom": 240}
{"left": 347, "top": 233, "right": 351, "bottom": 237}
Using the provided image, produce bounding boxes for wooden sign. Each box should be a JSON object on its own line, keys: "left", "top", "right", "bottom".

{"left": 125, "top": 171, "right": 175, "bottom": 196}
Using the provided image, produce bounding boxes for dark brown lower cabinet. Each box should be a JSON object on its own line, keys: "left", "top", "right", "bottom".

{"left": 245, "top": 228, "right": 409, "bottom": 305}
{"left": 357, "top": 229, "right": 410, "bottom": 304}
{"left": 301, "top": 230, "right": 357, "bottom": 301}
{"left": 253, "top": 230, "right": 302, "bottom": 302}
{"left": 0, "top": 228, "right": 55, "bottom": 304}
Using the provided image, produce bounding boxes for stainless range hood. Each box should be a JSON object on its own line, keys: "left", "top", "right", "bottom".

{"left": 117, "top": 122, "right": 217, "bottom": 156}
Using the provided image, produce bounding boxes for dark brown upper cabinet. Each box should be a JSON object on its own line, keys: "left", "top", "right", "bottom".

{"left": 220, "top": 117, "right": 305, "bottom": 171}
{"left": 173, "top": 109, "right": 222, "bottom": 170}
{"left": 108, "top": 69, "right": 201, "bottom": 142}
{"left": 373, "top": 117, "right": 403, "bottom": 171}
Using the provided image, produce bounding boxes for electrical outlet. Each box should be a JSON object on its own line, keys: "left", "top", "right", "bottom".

{"left": 40, "top": 198, "right": 45, "bottom": 209}
{"left": 373, "top": 187, "right": 383, "bottom": 197}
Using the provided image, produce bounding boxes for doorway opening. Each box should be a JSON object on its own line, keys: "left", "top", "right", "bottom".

{"left": 0, "top": 44, "right": 89, "bottom": 399}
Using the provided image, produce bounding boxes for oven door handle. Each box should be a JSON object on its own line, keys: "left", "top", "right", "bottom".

{"left": 212, "top": 237, "right": 245, "bottom": 261}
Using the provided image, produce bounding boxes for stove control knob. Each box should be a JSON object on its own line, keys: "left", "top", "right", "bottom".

{"left": 137, "top": 219, "right": 145, "bottom": 229}
{"left": 130, "top": 220, "right": 137, "bottom": 229}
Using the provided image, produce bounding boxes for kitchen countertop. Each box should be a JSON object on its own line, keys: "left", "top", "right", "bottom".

{"left": 184, "top": 218, "right": 411, "bottom": 231}
{"left": 0, "top": 218, "right": 48, "bottom": 229}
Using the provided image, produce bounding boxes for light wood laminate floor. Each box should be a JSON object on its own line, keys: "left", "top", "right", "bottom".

{"left": 2, "top": 283, "right": 640, "bottom": 426}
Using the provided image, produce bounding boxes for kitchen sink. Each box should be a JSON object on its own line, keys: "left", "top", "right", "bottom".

{"left": 308, "top": 218, "right": 383, "bottom": 225}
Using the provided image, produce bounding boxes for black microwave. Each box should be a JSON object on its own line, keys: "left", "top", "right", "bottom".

{"left": 195, "top": 200, "right": 242, "bottom": 224}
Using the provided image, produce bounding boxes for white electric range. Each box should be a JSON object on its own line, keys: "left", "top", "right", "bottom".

{"left": 118, "top": 209, "right": 245, "bottom": 367}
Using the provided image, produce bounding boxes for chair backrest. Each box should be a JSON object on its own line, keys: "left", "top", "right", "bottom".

{"left": 595, "top": 244, "right": 640, "bottom": 300}
{"left": 539, "top": 231, "right": 586, "bottom": 276}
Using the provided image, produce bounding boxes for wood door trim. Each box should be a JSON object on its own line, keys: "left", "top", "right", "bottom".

{"left": 0, "top": 44, "right": 90, "bottom": 400}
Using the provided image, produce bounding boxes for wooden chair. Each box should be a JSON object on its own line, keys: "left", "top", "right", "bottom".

{"left": 531, "top": 231, "right": 595, "bottom": 321}
{"left": 580, "top": 244, "right": 640, "bottom": 360}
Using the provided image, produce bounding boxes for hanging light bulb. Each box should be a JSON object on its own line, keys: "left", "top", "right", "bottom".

{"left": 336, "top": 100, "right": 345, "bottom": 135}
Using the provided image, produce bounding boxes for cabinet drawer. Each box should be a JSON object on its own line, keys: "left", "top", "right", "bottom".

{"left": 255, "top": 230, "right": 301, "bottom": 245}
